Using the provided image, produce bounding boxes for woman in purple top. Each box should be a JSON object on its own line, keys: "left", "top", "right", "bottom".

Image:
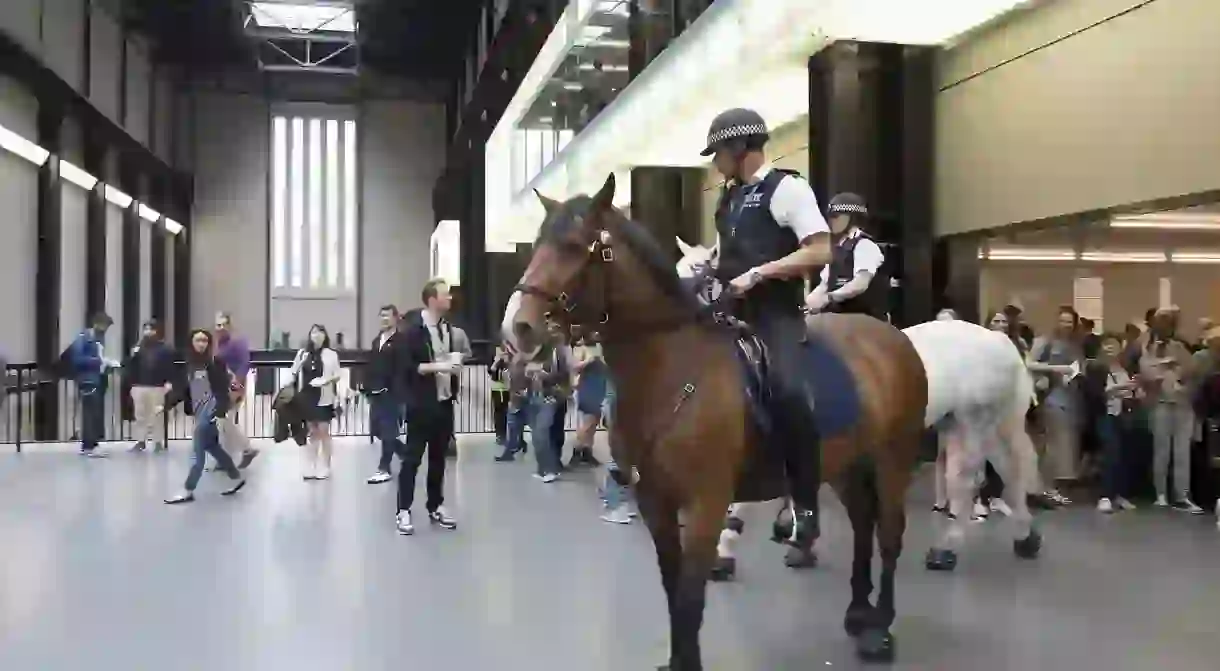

{"left": 213, "top": 312, "right": 259, "bottom": 469}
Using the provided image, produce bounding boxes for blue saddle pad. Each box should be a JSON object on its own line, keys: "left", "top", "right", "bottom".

{"left": 799, "top": 332, "right": 862, "bottom": 438}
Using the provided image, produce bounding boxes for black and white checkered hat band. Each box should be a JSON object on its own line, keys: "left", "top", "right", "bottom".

{"left": 828, "top": 203, "right": 868, "bottom": 215}
{"left": 706, "top": 123, "right": 767, "bottom": 146}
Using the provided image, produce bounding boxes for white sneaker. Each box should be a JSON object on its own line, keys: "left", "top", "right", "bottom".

{"left": 367, "top": 471, "right": 392, "bottom": 484}
{"left": 1154, "top": 495, "right": 1169, "bottom": 507}
{"left": 1097, "top": 497, "right": 1114, "bottom": 514}
{"left": 1116, "top": 497, "right": 1137, "bottom": 511}
{"left": 601, "top": 507, "right": 632, "bottom": 524}
{"left": 990, "top": 499, "right": 1013, "bottom": 517}
{"left": 1175, "top": 499, "right": 1205, "bottom": 515}
{"left": 534, "top": 473, "right": 558, "bottom": 483}
{"left": 396, "top": 510, "right": 414, "bottom": 535}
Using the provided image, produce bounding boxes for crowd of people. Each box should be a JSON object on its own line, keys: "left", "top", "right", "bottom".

{"left": 939, "top": 303, "right": 1220, "bottom": 527}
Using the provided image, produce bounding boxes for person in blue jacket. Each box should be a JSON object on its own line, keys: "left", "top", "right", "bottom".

{"left": 66, "top": 313, "right": 119, "bottom": 458}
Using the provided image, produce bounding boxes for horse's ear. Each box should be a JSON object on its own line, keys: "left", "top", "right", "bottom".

{"left": 675, "top": 236, "right": 695, "bottom": 257}
{"left": 591, "top": 174, "right": 616, "bottom": 213}
{"left": 535, "top": 189, "right": 561, "bottom": 215}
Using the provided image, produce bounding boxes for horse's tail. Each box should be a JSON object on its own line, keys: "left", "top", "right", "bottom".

{"left": 999, "top": 343, "right": 1040, "bottom": 495}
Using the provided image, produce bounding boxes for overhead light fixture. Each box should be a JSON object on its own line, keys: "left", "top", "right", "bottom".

{"left": 1080, "top": 250, "right": 1167, "bottom": 263}
{"left": 103, "top": 185, "right": 133, "bottom": 208}
{"left": 581, "top": 25, "right": 612, "bottom": 41}
{"left": 982, "top": 247, "right": 1076, "bottom": 261}
{"left": 578, "top": 62, "right": 629, "bottom": 72}
{"left": 0, "top": 123, "right": 50, "bottom": 166}
{"left": 138, "top": 203, "right": 161, "bottom": 223}
{"left": 164, "top": 218, "right": 184, "bottom": 235}
{"left": 1111, "top": 213, "right": 1220, "bottom": 231}
{"left": 1170, "top": 250, "right": 1220, "bottom": 264}
{"left": 538, "top": 116, "right": 553, "bottom": 124}
{"left": 562, "top": 82, "right": 584, "bottom": 91}
{"left": 249, "top": 2, "right": 356, "bottom": 33}
{"left": 58, "top": 160, "right": 98, "bottom": 190}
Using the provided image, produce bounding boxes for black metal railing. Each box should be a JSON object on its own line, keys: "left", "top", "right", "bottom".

{"left": 2, "top": 358, "right": 584, "bottom": 451}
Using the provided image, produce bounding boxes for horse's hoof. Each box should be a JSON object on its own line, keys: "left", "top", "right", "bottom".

{"left": 924, "top": 548, "right": 958, "bottom": 571}
{"left": 1013, "top": 528, "right": 1043, "bottom": 559}
{"left": 856, "top": 628, "right": 896, "bottom": 663}
{"left": 844, "top": 607, "right": 873, "bottom": 637}
{"left": 771, "top": 520, "right": 792, "bottom": 544}
{"left": 709, "top": 556, "right": 737, "bottom": 582}
{"left": 783, "top": 545, "right": 818, "bottom": 569}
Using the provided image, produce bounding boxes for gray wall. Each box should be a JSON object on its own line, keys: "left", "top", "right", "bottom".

{"left": 189, "top": 93, "right": 445, "bottom": 347}
{"left": 935, "top": 0, "right": 1220, "bottom": 236}
{"left": 0, "top": 76, "right": 39, "bottom": 362}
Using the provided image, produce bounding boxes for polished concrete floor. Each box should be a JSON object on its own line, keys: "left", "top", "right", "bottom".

{"left": 1, "top": 434, "right": 1218, "bottom": 671}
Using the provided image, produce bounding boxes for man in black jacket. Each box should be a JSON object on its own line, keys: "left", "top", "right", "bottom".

{"left": 396, "top": 279, "right": 462, "bottom": 535}
{"left": 367, "top": 305, "right": 407, "bottom": 484}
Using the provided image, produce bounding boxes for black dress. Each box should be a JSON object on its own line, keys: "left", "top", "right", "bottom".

{"left": 298, "top": 349, "right": 335, "bottom": 423}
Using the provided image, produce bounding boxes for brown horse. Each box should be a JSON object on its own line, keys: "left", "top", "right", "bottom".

{"left": 504, "top": 175, "right": 927, "bottom": 670}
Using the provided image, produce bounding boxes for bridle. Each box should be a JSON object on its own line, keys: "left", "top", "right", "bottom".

{"left": 514, "top": 229, "right": 616, "bottom": 334}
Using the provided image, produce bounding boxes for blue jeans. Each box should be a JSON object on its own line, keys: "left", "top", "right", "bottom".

{"left": 602, "top": 460, "right": 631, "bottom": 509}
{"left": 527, "top": 392, "right": 562, "bottom": 476}
{"left": 185, "top": 417, "right": 240, "bottom": 491}
{"left": 370, "top": 393, "right": 404, "bottom": 472}
{"left": 504, "top": 396, "right": 528, "bottom": 453}
{"left": 1097, "top": 412, "right": 1134, "bottom": 500}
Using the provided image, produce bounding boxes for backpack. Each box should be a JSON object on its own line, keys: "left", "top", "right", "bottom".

{"left": 51, "top": 341, "right": 78, "bottom": 380}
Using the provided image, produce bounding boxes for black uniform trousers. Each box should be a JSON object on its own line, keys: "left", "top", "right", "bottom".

{"left": 752, "top": 307, "right": 822, "bottom": 517}
{"left": 397, "top": 399, "right": 454, "bottom": 513}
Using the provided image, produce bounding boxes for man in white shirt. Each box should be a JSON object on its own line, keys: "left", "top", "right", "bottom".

{"left": 396, "top": 280, "right": 461, "bottom": 535}
{"left": 804, "top": 193, "right": 889, "bottom": 320}
{"left": 700, "top": 107, "right": 834, "bottom": 562}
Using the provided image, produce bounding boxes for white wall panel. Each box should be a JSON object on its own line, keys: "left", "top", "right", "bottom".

{"left": 0, "top": 0, "right": 41, "bottom": 55}
{"left": 104, "top": 204, "right": 124, "bottom": 354}
{"left": 360, "top": 100, "right": 446, "bottom": 339}
{"left": 139, "top": 221, "right": 152, "bottom": 323}
{"left": 152, "top": 70, "right": 175, "bottom": 162}
{"left": 88, "top": 6, "right": 122, "bottom": 124}
{"left": 124, "top": 37, "right": 151, "bottom": 146}
{"left": 191, "top": 92, "right": 269, "bottom": 344}
{"left": 60, "top": 185, "right": 88, "bottom": 349}
{"left": 0, "top": 76, "right": 39, "bottom": 362}
{"left": 41, "top": 0, "right": 87, "bottom": 92}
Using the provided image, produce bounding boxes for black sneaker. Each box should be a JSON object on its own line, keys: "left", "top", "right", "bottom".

{"left": 129, "top": 441, "right": 147, "bottom": 452}
{"left": 428, "top": 507, "right": 457, "bottom": 530}
{"left": 238, "top": 449, "right": 260, "bottom": 469}
{"left": 581, "top": 448, "right": 601, "bottom": 467}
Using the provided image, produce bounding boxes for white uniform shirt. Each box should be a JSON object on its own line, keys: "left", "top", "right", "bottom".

{"left": 818, "top": 227, "right": 885, "bottom": 286}
{"left": 421, "top": 310, "right": 454, "bottom": 402}
{"left": 713, "top": 164, "right": 830, "bottom": 254}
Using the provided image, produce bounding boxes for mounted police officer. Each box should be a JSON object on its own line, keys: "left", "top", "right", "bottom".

{"left": 805, "top": 193, "right": 889, "bottom": 320}
{"left": 703, "top": 108, "right": 833, "bottom": 561}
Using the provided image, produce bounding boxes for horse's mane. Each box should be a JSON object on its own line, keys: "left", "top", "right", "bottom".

{"left": 538, "top": 196, "right": 701, "bottom": 317}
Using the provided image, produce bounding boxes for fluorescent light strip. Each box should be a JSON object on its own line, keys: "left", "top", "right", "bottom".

{"left": 578, "top": 62, "right": 629, "bottom": 72}
{"left": 138, "top": 203, "right": 161, "bottom": 223}
{"left": 0, "top": 123, "right": 50, "bottom": 165}
{"left": 164, "top": 218, "right": 184, "bottom": 235}
{"left": 59, "top": 160, "right": 98, "bottom": 190}
{"left": 1080, "top": 251, "right": 1167, "bottom": 263}
{"left": 1111, "top": 220, "right": 1220, "bottom": 231}
{"left": 103, "top": 185, "right": 133, "bottom": 208}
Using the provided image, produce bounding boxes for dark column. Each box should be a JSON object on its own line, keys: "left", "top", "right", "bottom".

{"left": 83, "top": 129, "right": 107, "bottom": 320}
{"left": 149, "top": 178, "right": 167, "bottom": 323}
{"left": 936, "top": 235, "right": 982, "bottom": 324}
{"left": 628, "top": 167, "right": 704, "bottom": 260}
{"left": 466, "top": 155, "right": 489, "bottom": 341}
{"left": 120, "top": 161, "right": 142, "bottom": 354}
{"left": 172, "top": 182, "right": 192, "bottom": 348}
{"left": 34, "top": 105, "right": 64, "bottom": 441}
{"left": 807, "top": 42, "right": 936, "bottom": 326}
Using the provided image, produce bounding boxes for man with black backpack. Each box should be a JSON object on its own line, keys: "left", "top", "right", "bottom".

{"left": 62, "top": 313, "right": 120, "bottom": 457}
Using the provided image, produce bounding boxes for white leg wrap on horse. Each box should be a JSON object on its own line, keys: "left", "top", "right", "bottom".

{"left": 717, "top": 527, "right": 741, "bottom": 559}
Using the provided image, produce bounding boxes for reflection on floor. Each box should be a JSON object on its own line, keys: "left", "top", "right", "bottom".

{"left": 1, "top": 435, "right": 1218, "bottom": 671}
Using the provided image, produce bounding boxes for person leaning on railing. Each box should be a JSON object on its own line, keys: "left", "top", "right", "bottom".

{"left": 489, "top": 343, "right": 511, "bottom": 446}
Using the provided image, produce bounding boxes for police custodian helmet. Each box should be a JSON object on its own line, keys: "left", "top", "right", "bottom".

{"left": 700, "top": 108, "right": 770, "bottom": 156}
{"left": 827, "top": 192, "right": 869, "bottom": 217}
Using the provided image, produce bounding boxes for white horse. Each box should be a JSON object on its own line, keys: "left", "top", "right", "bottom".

{"left": 674, "top": 238, "right": 1043, "bottom": 577}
